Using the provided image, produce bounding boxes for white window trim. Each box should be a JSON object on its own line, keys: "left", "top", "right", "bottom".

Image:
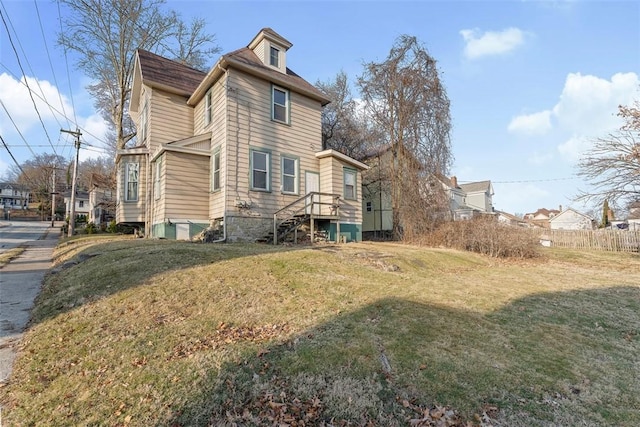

{"left": 269, "top": 45, "right": 280, "bottom": 68}
{"left": 125, "top": 162, "right": 139, "bottom": 202}
{"left": 250, "top": 149, "right": 271, "bottom": 192}
{"left": 271, "top": 85, "right": 290, "bottom": 124}
{"left": 211, "top": 148, "right": 221, "bottom": 192}
{"left": 204, "top": 89, "right": 213, "bottom": 127}
{"left": 281, "top": 155, "right": 299, "bottom": 195}
{"left": 343, "top": 168, "right": 357, "bottom": 200}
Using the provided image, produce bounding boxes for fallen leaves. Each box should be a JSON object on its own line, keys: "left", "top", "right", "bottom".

{"left": 168, "top": 323, "right": 290, "bottom": 361}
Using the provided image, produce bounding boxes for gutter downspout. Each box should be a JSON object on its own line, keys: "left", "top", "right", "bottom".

{"left": 210, "top": 63, "right": 229, "bottom": 243}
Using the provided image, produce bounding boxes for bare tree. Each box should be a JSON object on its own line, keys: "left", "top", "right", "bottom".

{"left": 358, "top": 35, "right": 452, "bottom": 240}
{"left": 58, "top": 0, "right": 220, "bottom": 151}
{"left": 9, "top": 154, "right": 68, "bottom": 218}
{"left": 316, "top": 71, "right": 370, "bottom": 159}
{"left": 576, "top": 128, "right": 640, "bottom": 207}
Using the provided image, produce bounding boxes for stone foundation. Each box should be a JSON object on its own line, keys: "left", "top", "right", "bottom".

{"left": 225, "top": 215, "right": 273, "bottom": 242}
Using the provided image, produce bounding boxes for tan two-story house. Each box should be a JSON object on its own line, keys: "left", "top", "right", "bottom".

{"left": 116, "top": 28, "right": 368, "bottom": 242}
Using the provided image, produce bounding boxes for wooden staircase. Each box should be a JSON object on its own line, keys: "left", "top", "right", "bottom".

{"left": 256, "top": 192, "right": 341, "bottom": 244}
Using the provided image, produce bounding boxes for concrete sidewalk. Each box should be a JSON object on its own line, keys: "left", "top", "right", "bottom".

{"left": 0, "top": 227, "right": 59, "bottom": 383}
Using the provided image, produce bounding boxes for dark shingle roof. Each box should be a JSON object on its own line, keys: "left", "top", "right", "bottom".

{"left": 136, "top": 49, "right": 206, "bottom": 96}
{"left": 223, "top": 47, "right": 329, "bottom": 104}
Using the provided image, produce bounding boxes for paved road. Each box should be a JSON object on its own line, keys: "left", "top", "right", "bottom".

{"left": 0, "top": 221, "right": 60, "bottom": 383}
{"left": 0, "top": 220, "right": 53, "bottom": 254}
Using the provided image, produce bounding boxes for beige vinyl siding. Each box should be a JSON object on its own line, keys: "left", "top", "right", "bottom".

{"left": 209, "top": 143, "right": 226, "bottom": 219}
{"left": 318, "top": 157, "right": 362, "bottom": 223}
{"left": 151, "top": 154, "right": 166, "bottom": 226}
{"left": 163, "top": 151, "right": 209, "bottom": 219}
{"left": 148, "top": 88, "right": 193, "bottom": 151}
{"left": 194, "top": 78, "right": 227, "bottom": 137}
{"left": 223, "top": 69, "right": 323, "bottom": 217}
{"left": 116, "top": 154, "right": 147, "bottom": 223}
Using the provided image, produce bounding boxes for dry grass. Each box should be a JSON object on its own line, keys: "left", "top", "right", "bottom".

{"left": 1, "top": 240, "right": 639, "bottom": 426}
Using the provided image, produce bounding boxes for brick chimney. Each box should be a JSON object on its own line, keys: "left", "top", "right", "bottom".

{"left": 450, "top": 176, "right": 458, "bottom": 188}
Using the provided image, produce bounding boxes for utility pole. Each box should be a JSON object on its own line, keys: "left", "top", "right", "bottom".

{"left": 61, "top": 128, "right": 81, "bottom": 237}
{"left": 51, "top": 168, "right": 57, "bottom": 227}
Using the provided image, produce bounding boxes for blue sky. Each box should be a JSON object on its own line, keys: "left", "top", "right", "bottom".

{"left": 0, "top": 0, "right": 638, "bottom": 215}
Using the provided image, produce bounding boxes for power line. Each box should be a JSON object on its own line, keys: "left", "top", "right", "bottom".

{"left": 56, "top": 0, "right": 78, "bottom": 127}
{"left": 0, "top": 63, "right": 111, "bottom": 152}
{"left": 0, "top": 5, "right": 58, "bottom": 157}
{"left": 0, "top": 98, "right": 37, "bottom": 158}
{"left": 34, "top": 0, "right": 73, "bottom": 136}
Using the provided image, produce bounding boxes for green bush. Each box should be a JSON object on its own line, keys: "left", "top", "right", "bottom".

{"left": 107, "top": 220, "right": 117, "bottom": 233}
{"left": 425, "top": 216, "right": 540, "bottom": 258}
{"left": 85, "top": 222, "right": 97, "bottom": 234}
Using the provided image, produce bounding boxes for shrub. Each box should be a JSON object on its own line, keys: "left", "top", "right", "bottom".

{"left": 423, "top": 216, "right": 540, "bottom": 258}
{"left": 107, "top": 220, "right": 117, "bottom": 233}
{"left": 85, "top": 222, "right": 97, "bottom": 234}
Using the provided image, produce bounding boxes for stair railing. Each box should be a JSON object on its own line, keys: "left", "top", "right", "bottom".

{"left": 273, "top": 192, "right": 340, "bottom": 244}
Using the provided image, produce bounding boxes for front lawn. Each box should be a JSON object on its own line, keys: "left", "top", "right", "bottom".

{"left": 1, "top": 239, "right": 639, "bottom": 426}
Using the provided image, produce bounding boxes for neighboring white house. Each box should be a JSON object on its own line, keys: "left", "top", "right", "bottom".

{"left": 0, "top": 182, "right": 30, "bottom": 210}
{"left": 496, "top": 210, "right": 527, "bottom": 227}
{"left": 549, "top": 208, "right": 595, "bottom": 230}
{"left": 63, "top": 191, "right": 90, "bottom": 219}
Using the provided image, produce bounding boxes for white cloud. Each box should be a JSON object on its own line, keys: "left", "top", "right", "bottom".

{"left": 78, "top": 113, "right": 111, "bottom": 162}
{"left": 0, "top": 73, "right": 75, "bottom": 133}
{"left": 508, "top": 110, "right": 552, "bottom": 135}
{"left": 552, "top": 72, "right": 638, "bottom": 135}
{"left": 508, "top": 72, "right": 639, "bottom": 162}
{"left": 460, "top": 27, "right": 527, "bottom": 60}
{"left": 557, "top": 135, "right": 590, "bottom": 163}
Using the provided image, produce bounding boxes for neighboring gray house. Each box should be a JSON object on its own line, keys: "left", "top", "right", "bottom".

{"left": 438, "top": 175, "right": 494, "bottom": 220}
{"left": 549, "top": 208, "right": 595, "bottom": 230}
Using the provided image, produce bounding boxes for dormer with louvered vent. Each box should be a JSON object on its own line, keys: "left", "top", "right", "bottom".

{"left": 247, "top": 28, "right": 292, "bottom": 74}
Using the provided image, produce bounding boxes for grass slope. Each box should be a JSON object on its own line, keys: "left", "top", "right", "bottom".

{"left": 1, "top": 238, "right": 639, "bottom": 426}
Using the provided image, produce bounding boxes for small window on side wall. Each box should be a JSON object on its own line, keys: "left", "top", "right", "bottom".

{"left": 272, "top": 86, "right": 289, "bottom": 124}
{"left": 270, "top": 46, "right": 279, "bottom": 68}
{"left": 366, "top": 201, "right": 372, "bottom": 212}
{"left": 344, "top": 168, "right": 356, "bottom": 200}
{"left": 211, "top": 148, "right": 221, "bottom": 191}
{"left": 204, "top": 89, "right": 213, "bottom": 127}
{"left": 281, "top": 156, "right": 298, "bottom": 194}
{"left": 251, "top": 149, "right": 270, "bottom": 191}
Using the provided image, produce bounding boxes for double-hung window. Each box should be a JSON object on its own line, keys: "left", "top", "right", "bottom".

{"left": 125, "top": 163, "right": 139, "bottom": 201}
{"left": 211, "top": 148, "right": 221, "bottom": 191}
{"left": 270, "top": 46, "right": 279, "bottom": 68}
{"left": 343, "top": 168, "right": 356, "bottom": 200}
{"left": 272, "top": 86, "right": 289, "bottom": 124}
{"left": 250, "top": 149, "right": 270, "bottom": 191}
{"left": 281, "top": 156, "right": 298, "bottom": 194}
{"left": 204, "top": 89, "right": 213, "bottom": 127}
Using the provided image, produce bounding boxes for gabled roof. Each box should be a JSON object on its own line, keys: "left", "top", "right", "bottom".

{"left": 135, "top": 49, "right": 206, "bottom": 97}
{"left": 460, "top": 180, "right": 492, "bottom": 194}
{"left": 549, "top": 208, "right": 594, "bottom": 222}
{"left": 248, "top": 27, "right": 292, "bottom": 50}
{"left": 188, "top": 47, "right": 330, "bottom": 106}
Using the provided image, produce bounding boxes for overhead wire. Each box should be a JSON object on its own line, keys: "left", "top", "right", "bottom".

{"left": 0, "top": 98, "right": 37, "bottom": 158}
{"left": 34, "top": 0, "right": 74, "bottom": 151}
{"left": 0, "top": 63, "right": 111, "bottom": 152}
{"left": 0, "top": 3, "right": 59, "bottom": 157}
{"left": 56, "top": 0, "right": 78, "bottom": 127}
